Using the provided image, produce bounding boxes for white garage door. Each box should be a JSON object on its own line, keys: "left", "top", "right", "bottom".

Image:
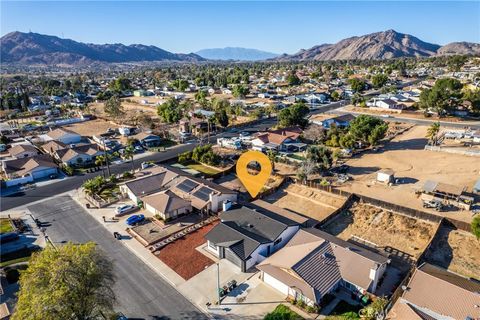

{"left": 263, "top": 272, "right": 289, "bottom": 296}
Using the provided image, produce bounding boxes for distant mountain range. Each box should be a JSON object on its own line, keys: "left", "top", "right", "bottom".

{"left": 1, "top": 30, "right": 479, "bottom": 67}
{"left": 0, "top": 31, "right": 205, "bottom": 65}
{"left": 275, "top": 30, "right": 480, "bottom": 61}
{"left": 195, "top": 47, "right": 279, "bottom": 61}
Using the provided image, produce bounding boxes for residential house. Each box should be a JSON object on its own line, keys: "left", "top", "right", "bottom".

{"left": 2, "top": 154, "right": 58, "bottom": 186}
{"left": 367, "top": 98, "right": 403, "bottom": 110}
{"left": 310, "top": 114, "right": 355, "bottom": 129}
{"left": 251, "top": 127, "right": 305, "bottom": 152}
{"left": 120, "top": 168, "right": 179, "bottom": 204}
{"left": 205, "top": 202, "right": 302, "bottom": 272}
{"left": 8, "top": 144, "right": 39, "bottom": 159}
{"left": 142, "top": 190, "right": 192, "bottom": 221}
{"left": 54, "top": 144, "right": 103, "bottom": 167}
{"left": 386, "top": 263, "right": 480, "bottom": 320}
{"left": 132, "top": 132, "right": 161, "bottom": 148}
{"left": 258, "top": 228, "right": 390, "bottom": 307}
{"left": 120, "top": 166, "right": 237, "bottom": 214}
{"left": 42, "top": 140, "right": 68, "bottom": 155}
{"left": 44, "top": 128, "right": 82, "bottom": 144}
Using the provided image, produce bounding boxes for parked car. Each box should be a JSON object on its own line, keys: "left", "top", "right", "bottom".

{"left": 423, "top": 200, "right": 443, "bottom": 211}
{"left": 115, "top": 204, "right": 137, "bottom": 216}
{"left": 126, "top": 214, "right": 145, "bottom": 226}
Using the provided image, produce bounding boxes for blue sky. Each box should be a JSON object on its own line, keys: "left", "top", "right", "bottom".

{"left": 1, "top": 1, "right": 479, "bottom": 54}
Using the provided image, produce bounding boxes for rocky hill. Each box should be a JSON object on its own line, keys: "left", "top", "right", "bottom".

{"left": 0, "top": 31, "right": 205, "bottom": 65}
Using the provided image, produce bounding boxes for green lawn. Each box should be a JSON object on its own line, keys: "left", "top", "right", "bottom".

{"left": 264, "top": 305, "right": 304, "bottom": 320}
{"left": 287, "top": 153, "right": 306, "bottom": 161}
{"left": 187, "top": 163, "right": 221, "bottom": 176}
{"left": 0, "top": 218, "right": 14, "bottom": 234}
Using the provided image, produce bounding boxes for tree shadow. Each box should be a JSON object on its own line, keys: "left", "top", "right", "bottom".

{"left": 347, "top": 166, "right": 380, "bottom": 176}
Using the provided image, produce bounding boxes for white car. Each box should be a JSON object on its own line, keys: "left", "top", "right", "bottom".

{"left": 115, "top": 204, "right": 136, "bottom": 216}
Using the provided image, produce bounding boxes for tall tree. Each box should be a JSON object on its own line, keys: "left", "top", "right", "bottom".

{"left": 278, "top": 102, "right": 310, "bottom": 128}
{"left": 104, "top": 96, "right": 124, "bottom": 119}
{"left": 419, "top": 78, "right": 463, "bottom": 116}
{"left": 13, "top": 242, "right": 115, "bottom": 320}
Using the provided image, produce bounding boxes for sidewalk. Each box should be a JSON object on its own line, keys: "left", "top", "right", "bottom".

{"left": 71, "top": 190, "right": 186, "bottom": 287}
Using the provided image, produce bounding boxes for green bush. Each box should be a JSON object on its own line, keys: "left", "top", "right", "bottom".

{"left": 472, "top": 215, "right": 480, "bottom": 239}
{"left": 178, "top": 151, "right": 192, "bottom": 165}
{"left": 264, "top": 305, "right": 303, "bottom": 320}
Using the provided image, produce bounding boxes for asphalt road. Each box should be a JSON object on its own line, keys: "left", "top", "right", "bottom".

{"left": 27, "top": 196, "right": 207, "bottom": 320}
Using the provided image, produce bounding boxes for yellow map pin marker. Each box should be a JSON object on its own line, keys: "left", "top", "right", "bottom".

{"left": 236, "top": 150, "right": 272, "bottom": 198}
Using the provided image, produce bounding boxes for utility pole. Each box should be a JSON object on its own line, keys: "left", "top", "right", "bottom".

{"left": 102, "top": 139, "right": 111, "bottom": 177}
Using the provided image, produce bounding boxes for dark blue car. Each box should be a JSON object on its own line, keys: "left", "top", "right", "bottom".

{"left": 126, "top": 214, "right": 145, "bottom": 226}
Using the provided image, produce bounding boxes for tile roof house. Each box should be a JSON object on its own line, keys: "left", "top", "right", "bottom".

{"left": 44, "top": 128, "right": 82, "bottom": 144}
{"left": 205, "top": 203, "right": 302, "bottom": 272}
{"left": 386, "top": 263, "right": 480, "bottom": 320}
{"left": 54, "top": 144, "right": 103, "bottom": 167}
{"left": 132, "top": 132, "right": 161, "bottom": 148}
{"left": 141, "top": 190, "right": 192, "bottom": 221}
{"left": 42, "top": 140, "right": 68, "bottom": 155}
{"left": 119, "top": 165, "right": 237, "bottom": 214}
{"left": 8, "top": 144, "right": 39, "bottom": 159}
{"left": 2, "top": 154, "right": 58, "bottom": 181}
{"left": 257, "top": 228, "right": 390, "bottom": 307}
{"left": 251, "top": 127, "right": 303, "bottom": 152}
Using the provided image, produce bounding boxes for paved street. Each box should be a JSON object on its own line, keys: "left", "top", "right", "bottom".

{"left": 27, "top": 195, "right": 207, "bottom": 320}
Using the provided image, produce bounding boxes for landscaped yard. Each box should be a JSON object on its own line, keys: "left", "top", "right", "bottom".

{"left": 187, "top": 162, "right": 221, "bottom": 176}
{"left": 0, "top": 218, "right": 14, "bottom": 234}
{"left": 264, "top": 304, "right": 304, "bottom": 320}
{"left": 156, "top": 221, "right": 218, "bottom": 280}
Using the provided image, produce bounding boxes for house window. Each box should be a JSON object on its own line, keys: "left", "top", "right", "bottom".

{"left": 274, "top": 238, "right": 282, "bottom": 246}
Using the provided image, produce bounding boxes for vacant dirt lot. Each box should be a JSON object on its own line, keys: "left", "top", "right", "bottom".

{"left": 322, "top": 202, "right": 437, "bottom": 259}
{"left": 156, "top": 221, "right": 217, "bottom": 280}
{"left": 265, "top": 183, "right": 347, "bottom": 222}
{"left": 424, "top": 227, "right": 480, "bottom": 280}
{"left": 64, "top": 119, "right": 120, "bottom": 136}
{"left": 339, "top": 125, "right": 479, "bottom": 223}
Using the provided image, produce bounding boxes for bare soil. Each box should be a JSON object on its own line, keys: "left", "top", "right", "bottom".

{"left": 265, "top": 184, "right": 347, "bottom": 222}
{"left": 157, "top": 221, "right": 217, "bottom": 280}
{"left": 64, "top": 119, "right": 120, "bottom": 136}
{"left": 339, "top": 125, "right": 479, "bottom": 223}
{"left": 322, "top": 202, "right": 437, "bottom": 259}
{"left": 424, "top": 227, "right": 480, "bottom": 280}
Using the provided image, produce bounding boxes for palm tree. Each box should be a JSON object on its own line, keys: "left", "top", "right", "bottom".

{"left": 426, "top": 122, "right": 441, "bottom": 146}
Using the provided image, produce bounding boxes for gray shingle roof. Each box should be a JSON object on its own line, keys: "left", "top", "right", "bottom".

{"left": 205, "top": 204, "right": 299, "bottom": 261}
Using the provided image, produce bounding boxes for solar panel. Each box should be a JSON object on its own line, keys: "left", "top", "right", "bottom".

{"left": 176, "top": 179, "right": 199, "bottom": 193}
{"left": 193, "top": 186, "right": 214, "bottom": 201}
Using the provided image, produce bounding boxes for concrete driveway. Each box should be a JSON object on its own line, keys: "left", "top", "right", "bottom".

{"left": 178, "top": 259, "right": 285, "bottom": 319}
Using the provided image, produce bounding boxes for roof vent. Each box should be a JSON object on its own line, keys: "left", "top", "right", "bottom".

{"left": 247, "top": 224, "right": 254, "bottom": 228}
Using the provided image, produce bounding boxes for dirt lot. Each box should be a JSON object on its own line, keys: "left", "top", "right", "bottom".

{"left": 322, "top": 202, "right": 437, "bottom": 259}
{"left": 156, "top": 221, "right": 217, "bottom": 280}
{"left": 63, "top": 119, "right": 120, "bottom": 136}
{"left": 424, "top": 227, "right": 480, "bottom": 280}
{"left": 339, "top": 125, "right": 479, "bottom": 223}
{"left": 265, "top": 183, "right": 347, "bottom": 222}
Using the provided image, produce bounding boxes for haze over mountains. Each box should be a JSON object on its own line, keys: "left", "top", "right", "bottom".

{"left": 195, "top": 47, "right": 279, "bottom": 61}
{"left": 1, "top": 30, "right": 479, "bottom": 67}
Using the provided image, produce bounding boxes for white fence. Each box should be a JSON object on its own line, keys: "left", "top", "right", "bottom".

{"left": 424, "top": 145, "right": 480, "bottom": 157}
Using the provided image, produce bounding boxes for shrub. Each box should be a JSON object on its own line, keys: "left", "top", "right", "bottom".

{"left": 178, "top": 151, "right": 192, "bottom": 165}
{"left": 62, "top": 165, "right": 74, "bottom": 176}
{"left": 472, "top": 215, "right": 480, "bottom": 239}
